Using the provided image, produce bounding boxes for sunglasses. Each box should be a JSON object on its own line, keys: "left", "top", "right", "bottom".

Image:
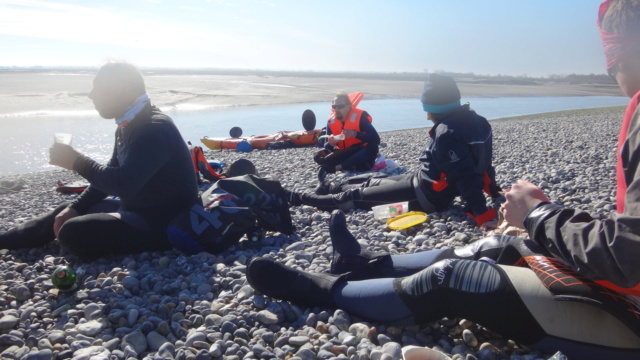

{"left": 332, "top": 104, "right": 348, "bottom": 110}
{"left": 608, "top": 66, "right": 618, "bottom": 80}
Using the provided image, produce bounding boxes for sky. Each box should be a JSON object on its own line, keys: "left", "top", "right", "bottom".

{"left": 0, "top": 0, "right": 609, "bottom": 77}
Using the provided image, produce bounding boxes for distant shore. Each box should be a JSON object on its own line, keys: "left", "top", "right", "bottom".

{"left": 0, "top": 71, "right": 624, "bottom": 116}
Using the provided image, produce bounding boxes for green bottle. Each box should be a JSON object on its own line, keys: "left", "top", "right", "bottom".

{"left": 51, "top": 265, "right": 77, "bottom": 291}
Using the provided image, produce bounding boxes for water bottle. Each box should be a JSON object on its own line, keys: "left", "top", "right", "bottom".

{"left": 51, "top": 265, "right": 77, "bottom": 291}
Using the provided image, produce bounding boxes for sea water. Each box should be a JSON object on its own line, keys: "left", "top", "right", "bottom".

{"left": 0, "top": 96, "right": 628, "bottom": 176}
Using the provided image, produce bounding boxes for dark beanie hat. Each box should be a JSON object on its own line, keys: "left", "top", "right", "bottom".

{"left": 227, "top": 158, "right": 257, "bottom": 177}
{"left": 420, "top": 74, "right": 461, "bottom": 113}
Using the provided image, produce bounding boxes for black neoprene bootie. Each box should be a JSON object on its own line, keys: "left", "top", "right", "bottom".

{"left": 314, "top": 167, "right": 330, "bottom": 195}
{"left": 283, "top": 189, "right": 303, "bottom": 206}
{"left": 0, "top": 203, "right": 68, "bottom": 250}
{"left": 329, "top": 209, "right": 390, "bottom": 280}
{"left": 246, "top": 257, "right": 346, "bottom": 308}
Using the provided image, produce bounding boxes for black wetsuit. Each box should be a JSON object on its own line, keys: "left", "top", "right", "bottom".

{"left": 301, "top": 104, "right": 501, "bottom": 226}
{"left": 0, "top": 104, "right": 198, "bottom": 258}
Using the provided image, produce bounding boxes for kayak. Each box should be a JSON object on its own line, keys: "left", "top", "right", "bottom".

{"left": 200, "top": 92, "right": 363, "bottom": 151}
{"left": 200, "top": 129, "right": 324, "bottom": 150}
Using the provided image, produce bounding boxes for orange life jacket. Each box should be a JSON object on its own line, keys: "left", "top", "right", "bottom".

{"left": 328, "top": 107, "right": 370, "bottom": 150}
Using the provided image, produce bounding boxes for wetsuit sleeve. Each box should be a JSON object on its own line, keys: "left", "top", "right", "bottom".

{"left": 434, "top": 131, "right": 492, "bottom": 220}
{"left": 72, "top": 122, "right": 175, "bottom": 200}
{"left": 524, "top": 202, "right": 640, "bottom": 289}
{"left": 525, "top": 101, "right": 640, "bottom": 289}
{"left": 67, "top": 146, "right": 117, "bottom": 213}
{"left": 355, "top": 111, "right": 380, "bottom": 146}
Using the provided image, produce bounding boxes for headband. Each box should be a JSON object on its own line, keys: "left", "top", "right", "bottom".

{"left": 598, "top": 0, "right": 640, "bottom": 70}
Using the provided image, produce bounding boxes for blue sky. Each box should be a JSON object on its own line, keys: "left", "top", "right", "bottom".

{"left": 0, "top": 0, "right": 607, "bottom": 76}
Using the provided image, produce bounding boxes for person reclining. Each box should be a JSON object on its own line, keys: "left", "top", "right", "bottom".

{"left": 245, "top": 2, "right": 640, "bottom": 358}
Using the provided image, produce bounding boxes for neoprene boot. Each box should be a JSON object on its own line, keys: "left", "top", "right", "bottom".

{"left": 0, "top": 203, "right": 67, "bottom": 249}
{"left": 246, "top": 257, "right": 347, "bottom": 308}
{"left": 314, "top": 167, "right": 330, "bottom": 195}
{"left": 329, "top": 209, "right": 390, "bottom": 280}
{"left": 283, "top": 189, "right": 303, "bottom": 206}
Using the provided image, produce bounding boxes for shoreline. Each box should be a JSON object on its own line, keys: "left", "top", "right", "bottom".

{"left": 0, "top": 72, "right": 624, "bottom": 116}
{"left": 0, "top": 106, "right": 625, "bottom": 181}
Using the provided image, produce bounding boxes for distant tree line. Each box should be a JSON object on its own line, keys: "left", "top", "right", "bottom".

{"left": 0, "top": 66, "right": 616, "bottom": 85}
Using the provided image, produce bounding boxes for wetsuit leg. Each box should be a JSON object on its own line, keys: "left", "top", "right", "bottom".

{"left": 340, "top": 144, "right": 379, "bottom": 171}
{"left": 300, "top": 173, "right": 416, "bottom": 211}
{"left": 331, "top": 172, "right": 404, "bottom": 192}
{"left": 376, "top": 235, "right": 515, "bottom": 277}
{"left": 0, "top": 202, "right": 69, "bottom": 249}
{"left": 57, "top": 200, "right": 171, "bottom": 259}
{"left": 335, "top": 259, "right": 546, "bottom": 344}
{"left": 334, "top": 259, "right": 640, "bottom": 359}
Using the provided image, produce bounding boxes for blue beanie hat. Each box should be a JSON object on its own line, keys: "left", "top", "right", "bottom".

{"left": 420, "top": 74, "right": 461, "bottom": 113}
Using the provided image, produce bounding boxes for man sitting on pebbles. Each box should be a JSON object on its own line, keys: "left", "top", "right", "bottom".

{"left": 0, "top": 61, "right": 198, "bottom": 259}
{"left": 287, "top": 74, "right": 502, "bottom": 231}
{"left": 314, "top": 92, "right": 381, "bottom": 174}
{"left": 245, "top": 1, "right": 640, "bottom": 358}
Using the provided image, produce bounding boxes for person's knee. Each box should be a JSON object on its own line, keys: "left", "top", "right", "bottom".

{"left": 453, "top": 235, "right": 510, "bottom": 260}
{"left": 332, "top": 188, "right": 363, "bottom": 211}
{"left": 57, "top": 217, "right": 103, "bottom": 259}
{"left": 397, "top": 259, "right": 503, "bottom": 297}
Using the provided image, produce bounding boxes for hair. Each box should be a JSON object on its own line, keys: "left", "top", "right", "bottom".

{"left": 334, "top": 92, "right": 351, "bottom": 106}
{"left": 600, "top": 0, "right": 640, "bottom": 35}
{"left": 97, "top": 61, "right": 146, "bottom": 94}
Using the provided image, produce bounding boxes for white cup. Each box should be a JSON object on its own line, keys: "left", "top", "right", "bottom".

{"left": 54, "top": 133, "right": 73, "bottom": 145}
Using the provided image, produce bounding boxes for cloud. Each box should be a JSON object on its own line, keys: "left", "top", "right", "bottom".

{"left": 0, "top": 0, "right": 232, "bottom": 51}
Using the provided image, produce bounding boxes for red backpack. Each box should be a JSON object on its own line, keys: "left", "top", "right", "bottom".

{"left": 188, "top": 142, "right": 225, "bottom": 183}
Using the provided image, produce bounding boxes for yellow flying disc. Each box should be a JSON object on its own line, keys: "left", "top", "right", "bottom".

{"left": 386, "top": 211, "right": 428, "bottom": 230}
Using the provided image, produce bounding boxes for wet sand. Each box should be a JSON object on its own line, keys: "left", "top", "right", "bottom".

{"left": 0, "top": 71, "right": 624, "bottom": 115}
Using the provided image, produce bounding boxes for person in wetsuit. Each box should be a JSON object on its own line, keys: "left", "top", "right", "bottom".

{"left": 245, "top": 1, "right": 640, "bottom": 358}
{"left": 291, "top": 75, "right": 501, "bottom": 231}
{"left": 0, "top": 62, "right": 198, "bottom": 259}
{"left": 314, "top": 92, "right": 381, "bottom": 173}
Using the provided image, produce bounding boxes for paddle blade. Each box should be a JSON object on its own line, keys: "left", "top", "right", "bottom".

{"left": 302, "top": 109, "right": 316, "bottom": 131}
{"left": 230, "top": 126, "right": 243, "bottom": 138}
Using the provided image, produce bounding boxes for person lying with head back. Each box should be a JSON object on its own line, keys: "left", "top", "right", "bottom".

{"left": 245, "top": 1, "right": 640, "bottom": 358}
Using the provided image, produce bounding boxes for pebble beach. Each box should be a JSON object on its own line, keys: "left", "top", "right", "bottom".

{"left": 0, "top": 105, "right": 625, "bottom": 360}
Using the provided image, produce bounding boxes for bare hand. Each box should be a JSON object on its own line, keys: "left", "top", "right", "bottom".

{"left": 327, "top": 136, "right": 338, "bottom": 146}
{"left": 343, "top": 129, "right": 357, "bottom": 138}
{"left": 53, "top": 207, "right": 79, "bottom": 237}
{"left": 502, "top": 180, "right": 550, "bottom": 228}
{"left": 49, "top": 143, "right": 82, "bottom": 170}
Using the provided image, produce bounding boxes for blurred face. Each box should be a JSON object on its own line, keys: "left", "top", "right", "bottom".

{"left": 88, "top": 70, "right": 132, "bottom": 119}
{"left": 332, "top": 97, "right": 351, "bottom": 121}
{"left": 609, "top": 54, "right": 640, "bottom": 98}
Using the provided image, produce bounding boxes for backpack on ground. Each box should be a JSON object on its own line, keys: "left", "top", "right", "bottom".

{"left": 166, "top": 174, "right": 294, "bottom": 254}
